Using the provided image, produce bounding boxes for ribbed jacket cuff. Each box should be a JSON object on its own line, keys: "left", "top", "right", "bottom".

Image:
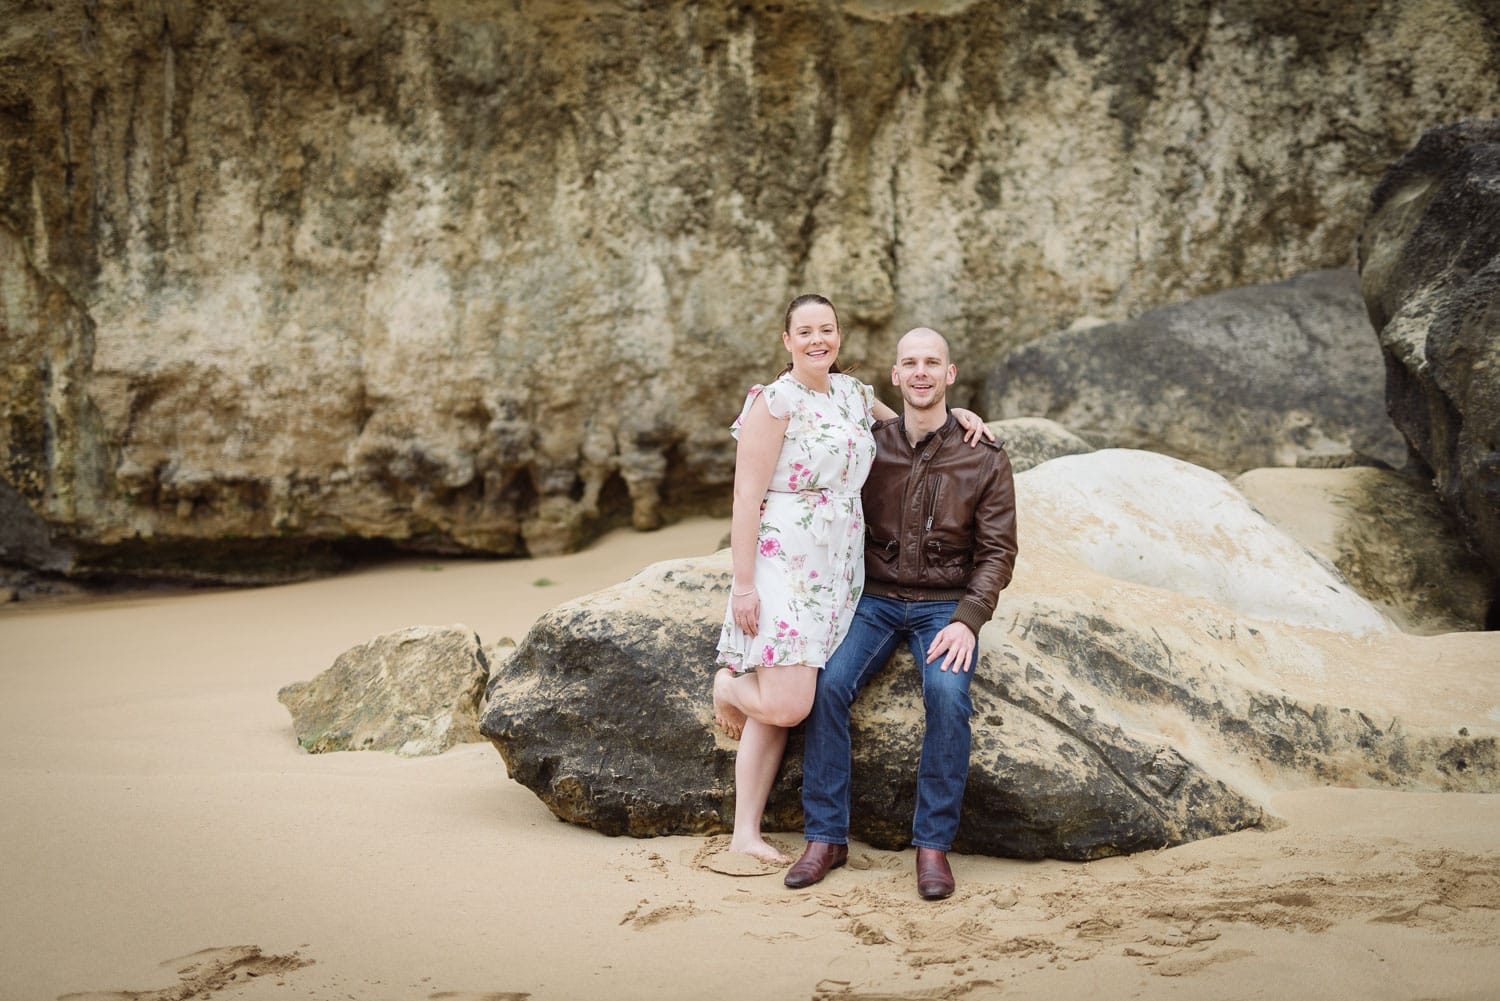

{"left": 950, "top": 599, "right": 993, "bottom": 637}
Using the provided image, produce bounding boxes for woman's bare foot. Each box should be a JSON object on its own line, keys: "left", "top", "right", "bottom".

{"left": 713, "top": 668, "right": 747, "bottom": 739}
{"left": 727, "top": 836, "right": 792, "bottom": 865}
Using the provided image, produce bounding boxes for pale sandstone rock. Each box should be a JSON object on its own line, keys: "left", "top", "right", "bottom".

{"left": 2, "top": 3, "right": 1498, "bottom": 578}
{"left": 1023, "top": 450, "right": 1391, "bottom": 635}
{"left": 481, "top": 450, "right": 1500, "bottom": 859}
{"left": 278, "top": 624, "right": 489, "bottom": 756}
{"left": 1236, "top": 466, "right": 1494, "bottom": 635}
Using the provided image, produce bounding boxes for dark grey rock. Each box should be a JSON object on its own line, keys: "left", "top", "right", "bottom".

{"left": 479, "top": 553, "right": 1269, "bottom": 862}
{"left": 988, "top": 417, "right": 1095, "bottom": 474}
{"left": 981, "top": 269, "right": 1407, "bottom": 475}
{"left": 1359, "top": 119, "right": 1500, "bottom": 588}
{"left": 0, "top": 479, "right": 73, "bottom": 571}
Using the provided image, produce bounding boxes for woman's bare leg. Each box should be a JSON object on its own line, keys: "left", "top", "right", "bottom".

{"left": 714, "top": 662, "right": 818, "bottom": 734}
{"left": 718, "top": 662, "right": 819, "bottom": 861}
{"left": 728, "top": 718, "right": 791, "bottom": 862}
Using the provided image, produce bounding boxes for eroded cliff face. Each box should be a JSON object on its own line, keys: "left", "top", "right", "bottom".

{"left": 3, "top": 0, "right": 1499, "bottom": 575}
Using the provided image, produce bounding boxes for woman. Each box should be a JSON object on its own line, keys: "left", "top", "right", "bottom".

{"left": 712, "top": 294, "right": 988, "bottom": 863}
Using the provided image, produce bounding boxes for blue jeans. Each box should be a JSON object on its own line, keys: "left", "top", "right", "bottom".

{"left": 801, "top": 593, "right": 971, "bottom": 851}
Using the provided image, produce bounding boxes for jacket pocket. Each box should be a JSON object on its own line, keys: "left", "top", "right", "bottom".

{"left": 923, "top": 538, "right": 972, "bottom": 585}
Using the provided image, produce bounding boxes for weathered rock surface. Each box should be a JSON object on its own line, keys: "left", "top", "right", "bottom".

{"left": 1027, "top": 451, "right": 1391, "bottom": 634}
{"left": 3, "top": 2, "right": 1499, "bottom": 578}
{"left": 481, "top": 450, "right": 1500, "bottom": 859}
{"left": 1236, "top": 466, "right": 1495, "bottom": 634}
{"left": 479, "top": 553, "right": 1268, "bottom": 859}
{"left": 279, "top": 625, "right": 488, "bottom": 756}
{"left": 479, "top": 637, "right": 518, "bottom": 719}
{"left": 1359, "top": 119, "right": 1500, "bottom": 584}
{"left": 981, "top": 269, "right": 1408, "bottom": 474}
{"left": 988, "top": 417, "right": 1094, "bottom": 474}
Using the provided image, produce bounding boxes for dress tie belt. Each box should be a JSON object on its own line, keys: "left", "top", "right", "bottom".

{"left": 765, "top": 488, "right": 860, "bottom": 499}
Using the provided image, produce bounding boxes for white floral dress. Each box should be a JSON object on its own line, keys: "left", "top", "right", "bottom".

{"left": 716, "top": 372, "right": 877, "bottom": 673}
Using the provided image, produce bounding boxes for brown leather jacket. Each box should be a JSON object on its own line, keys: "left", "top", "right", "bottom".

{"left": 861, "top": 412, "right": 1019, "bottom": 636}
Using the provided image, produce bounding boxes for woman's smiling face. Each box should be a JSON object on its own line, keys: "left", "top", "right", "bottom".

{"left": 783, "top": 302, "right": 841, "bottom": 377}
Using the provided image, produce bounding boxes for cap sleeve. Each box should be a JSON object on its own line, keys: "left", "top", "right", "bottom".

{"left": 729, "top": 379, "right": 793, "bottom": 439}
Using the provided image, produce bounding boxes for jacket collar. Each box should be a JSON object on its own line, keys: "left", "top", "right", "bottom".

{"left": 897, "top": 408, "right": 958, "bottom": 450}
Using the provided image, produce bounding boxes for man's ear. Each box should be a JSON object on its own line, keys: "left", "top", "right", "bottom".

{"left": 891, "top": 366, "right": 901, "bottom": 387}
{"left": 945, "top": 364, "right": 957, "bottom": 385}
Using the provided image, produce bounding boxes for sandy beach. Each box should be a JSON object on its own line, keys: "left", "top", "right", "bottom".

{"left": 2, "top": 515, "right": 1496, "bottom": 1001}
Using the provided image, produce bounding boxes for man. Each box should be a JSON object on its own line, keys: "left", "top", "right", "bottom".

{"left": 785, "top": 327, "right": 1019, "bottom": 899}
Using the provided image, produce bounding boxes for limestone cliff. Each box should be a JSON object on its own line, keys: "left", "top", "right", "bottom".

{"left": 3, "top": 0, "right": 1498, "bottom": 576}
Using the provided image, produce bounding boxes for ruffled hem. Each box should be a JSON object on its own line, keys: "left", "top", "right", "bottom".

{"left": 715, "top": 644, "right": 830, "bottom": 675}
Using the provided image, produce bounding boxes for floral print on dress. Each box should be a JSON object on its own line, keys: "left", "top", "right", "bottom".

{"left": 717, "top": 372, "right": 877, "bottom": 672}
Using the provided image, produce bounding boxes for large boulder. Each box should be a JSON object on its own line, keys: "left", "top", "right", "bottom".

{"left": 1236, "top": 466, "right": 1495, "bottom": 634}
{"left": 279, "top": 625, "right": 489, "bottom": 756}
{"left": 981, "top": 269, "right": 1407, "bottom": 474}
{"left": 1359, "top": 119, "right": 1500, "bottom": 584}
{"left": 481, "top": 450, "right": 1500, "bottom": 860}
{"left": 479, "top": 551, "right": 1267, "bottom": 860}
{"left": 4, "top": 3, "right": 1500, "bottom": 579}
{"left": 988, "top": 417, "right": 1095, "bottom": 474}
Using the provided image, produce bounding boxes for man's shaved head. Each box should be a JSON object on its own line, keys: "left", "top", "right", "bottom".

{"left": 896, "top": 327, "right": 951, "bottom": 364}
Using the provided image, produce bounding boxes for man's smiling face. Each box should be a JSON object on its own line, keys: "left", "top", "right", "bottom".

{"left": 892, "top": 328, "right": 956, "bottom": 413}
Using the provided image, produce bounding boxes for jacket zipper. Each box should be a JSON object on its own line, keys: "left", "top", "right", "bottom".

{"left": 924, "top": 476, "right": 942, "bottom": 532}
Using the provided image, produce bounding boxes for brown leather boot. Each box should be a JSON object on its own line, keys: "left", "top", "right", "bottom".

{"left": 916, "top": 847, "right": 955, "bottom": 900}
{"left": 784, "top": 841, "right": 849, "bottom": 889}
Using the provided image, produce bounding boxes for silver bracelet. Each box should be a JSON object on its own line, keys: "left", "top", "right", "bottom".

{"left": 732, "top": 585, "right": 756, "bottom": 596}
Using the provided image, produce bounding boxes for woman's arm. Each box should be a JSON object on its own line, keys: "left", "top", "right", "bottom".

{"left": 950, "top": 407, "right": 997, "bottom": 445}
{"left": 728, "top": 395, "right": 788, "bottom": 634}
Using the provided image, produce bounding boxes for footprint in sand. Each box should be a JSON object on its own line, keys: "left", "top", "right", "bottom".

{"left": 847, "top": 850, "right": 907, "bottom": 872}
{"left": 428, "top": 993, "right": 532, "bottom": 1000}
{"left": 612, "top": 846, "right": 672, "bottom": 882}
{"left": 702, "top": 852, "right": 786, "bottom": 876}
{"left": 1151, "top": 947, "right": 1254, "bottom": 978}
{"left": 812, "top": 977, "right": 1003, "bottom": 1000}
{"left": 58, "top": 945, "right": 313, "bottom": 1001}
{"left": 680, "top": 834, "right": 798, "bottom": 875}
{"left": 619, "top": 898, "right": 708, "bottom": 928}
